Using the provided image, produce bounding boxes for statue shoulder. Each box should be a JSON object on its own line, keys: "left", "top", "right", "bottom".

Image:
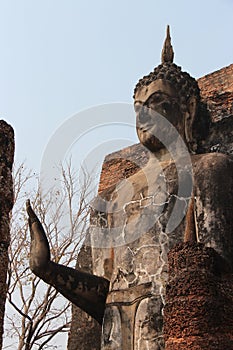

{"left": 192, "top": 152, "right": 233, "bottom": 178}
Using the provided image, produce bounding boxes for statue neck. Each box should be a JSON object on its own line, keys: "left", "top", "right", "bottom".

{"left": 148, "top": 148, "right": 172, "bottom": 163}
{"left": 146, "top": 140, "right": 192, "bottom": 170}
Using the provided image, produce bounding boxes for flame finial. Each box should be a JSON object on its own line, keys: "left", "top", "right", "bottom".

{"left": 161, "top": 25, "right": 174, "bottom": 64}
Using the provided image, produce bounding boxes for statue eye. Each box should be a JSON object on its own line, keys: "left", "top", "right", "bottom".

{"left": 162, "top": 101, "right": 171, "bottom": 111}
{"left": 151, "top": 95, "right": 163, "bottom": 103}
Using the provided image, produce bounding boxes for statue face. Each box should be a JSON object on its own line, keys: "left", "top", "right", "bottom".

{"left": 134, "top": 79, "right": 185, "bottom": 153}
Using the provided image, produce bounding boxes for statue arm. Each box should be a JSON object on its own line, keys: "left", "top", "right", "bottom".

{"left": 26, "top": 200, "right": 109, "bottom": 324}
{"left": 194, "top": 154, "right": 233, "bottom": 268}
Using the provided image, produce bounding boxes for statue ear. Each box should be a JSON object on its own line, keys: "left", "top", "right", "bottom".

{"left": 184, "top": 95, "right": 198, "bottom": 152}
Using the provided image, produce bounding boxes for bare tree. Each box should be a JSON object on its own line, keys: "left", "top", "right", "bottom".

{"left": 3, "top": 162, "right": 93, "bottom": 350}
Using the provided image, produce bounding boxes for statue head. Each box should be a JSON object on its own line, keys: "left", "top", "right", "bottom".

{"left": 134, "top": 26, "right": 200, "bottom": 153}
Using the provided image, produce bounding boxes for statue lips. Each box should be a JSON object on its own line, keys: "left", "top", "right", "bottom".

{"left": 138, "top": 127, "right": 164, "bottom": 151}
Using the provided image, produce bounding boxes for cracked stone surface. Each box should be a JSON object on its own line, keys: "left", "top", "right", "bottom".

{"left": 89, "top": 153, "right": 233, "bottom": 349}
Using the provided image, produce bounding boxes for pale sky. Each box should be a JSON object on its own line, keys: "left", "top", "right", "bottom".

{"left": 0, "top": 0, "right": 232, "bottom": 174}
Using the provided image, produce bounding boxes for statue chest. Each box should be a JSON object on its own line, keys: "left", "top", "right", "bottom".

{"left": 90, "top": 153, "right": 233, "bottom": 350}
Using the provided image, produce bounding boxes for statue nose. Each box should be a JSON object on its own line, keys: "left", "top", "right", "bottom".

{"left": 138, "top": 108, "right": 151, "bottom": 124}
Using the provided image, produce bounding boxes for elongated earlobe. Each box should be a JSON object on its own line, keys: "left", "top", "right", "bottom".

{"left": 184, "top": 95, "right": 198, "bottom": 152}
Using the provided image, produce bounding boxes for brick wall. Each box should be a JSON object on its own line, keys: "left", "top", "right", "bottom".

{"left": 198, "top": 64, "right": 233, "bottom": 122}
{"left": 198, "top": 64, "right": 233, "bottom": 95}
{"left": 98, "top": 143, "right": 149, "bottom": 194}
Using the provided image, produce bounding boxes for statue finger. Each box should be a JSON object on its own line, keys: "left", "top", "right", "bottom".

{"left": 26, "top": 199, "right": 39, "bottom": 224}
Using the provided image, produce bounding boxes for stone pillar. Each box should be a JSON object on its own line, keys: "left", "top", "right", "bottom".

{"left": 0, "top": 120, "right": 14, "bottom": 347}
{"left": 164, "top": 242, "right": 233, "bottom": 350}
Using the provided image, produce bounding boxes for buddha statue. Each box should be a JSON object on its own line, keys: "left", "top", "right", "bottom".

{"left": 27, "top": 26, "right": 233, "bottom": 350}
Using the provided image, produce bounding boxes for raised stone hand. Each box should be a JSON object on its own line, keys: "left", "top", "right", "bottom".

{"left": 26, "top": 199, "right": 109, "bottom": 324}
{"left": 26, "top": 199, "right": 51, "bottom": 275}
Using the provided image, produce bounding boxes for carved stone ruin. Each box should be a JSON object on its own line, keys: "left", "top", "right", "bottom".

{"left": 0, "top": 120, "right": 14, "bottom": 347}
{"left": 27, "top": 27, "right": 233, "bottom": 350}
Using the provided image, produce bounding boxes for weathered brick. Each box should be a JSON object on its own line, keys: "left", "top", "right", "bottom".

{"left": 0, "top": 120, "right": 14, "bottom": 347}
